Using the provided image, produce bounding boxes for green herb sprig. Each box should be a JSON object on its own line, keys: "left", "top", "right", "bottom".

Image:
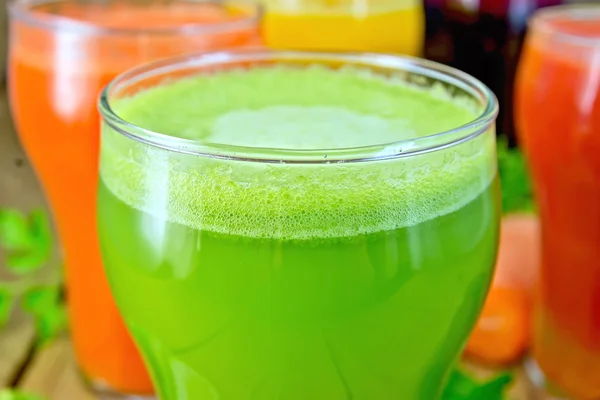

{"left": 0, "top": 389, "right": 45, "bottom": 400}
{"left": 0, "top": 209, "right": 67, "bottom": 345}
{"left": 497, "top": 138, "right": 535, "bottom": 215}
{"left": 442, "top": 368, "right": 514, "bottom": 400}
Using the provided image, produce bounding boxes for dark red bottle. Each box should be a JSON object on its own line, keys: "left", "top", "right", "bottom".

{"left": 424, "top": 0, "right": 563, "bottom": 143}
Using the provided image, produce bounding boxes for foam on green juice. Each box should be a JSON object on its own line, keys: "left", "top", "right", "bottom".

{"left": 100, "top": 65, "right": 495, "bottom": 240}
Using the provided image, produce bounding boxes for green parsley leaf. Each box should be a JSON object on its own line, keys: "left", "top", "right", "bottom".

{"left": 0, "top": 286, "right": 15, "bottom": 329}
{"left": 441, "top": 368, "right": 513, "bottom": 400}
{"left": 5, "top": 251, "right": 50, "bottom": 275}
{"left": 496, "top": 138, "right": 535, "bottom": 215}
{"left": 0, "top": 209, "right": 52, "bottom": 274}
{"left": 0, "top": 208, "right": 62, "bottom": 341}
{"left": 22, "top": 286, "right": 68, "bottom": 345}
{"left": 21, "top": 286, "right": 60, "bottom": 314}
{"left": 0, "top": 389, "right": 45, "bottom": 400}
{"left": 0, "top": 210, "right": 33, "bottom": 250}
{"left": 472, "top": 373, "right": 513, "bottom": 399}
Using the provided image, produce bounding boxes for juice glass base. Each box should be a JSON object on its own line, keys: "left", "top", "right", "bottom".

{"left": 524, "top": 357, "right": 570, "bottom": 400}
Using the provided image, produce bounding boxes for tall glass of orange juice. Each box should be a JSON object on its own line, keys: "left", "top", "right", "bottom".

{"left": 515, "top": 4, "right": 600, "bottom": 399}
{"left": 261, "top": 0, "right": 424, "bottom": 55}
{"left": 7, "top": 0, "right": 261, "bottom": 396}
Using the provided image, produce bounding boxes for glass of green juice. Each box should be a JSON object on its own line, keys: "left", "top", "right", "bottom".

{"left": 97, "top": 49, "right": 500, "bottom": 400}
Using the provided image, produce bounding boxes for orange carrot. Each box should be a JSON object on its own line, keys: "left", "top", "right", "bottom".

{"left": 465, "top": 287, "right": 530, "bottom": 365}
{"left": 464, "top": 213, "right": 540, "bottom": 365}
{"left": 492, "top": 214, "right": 540, "bottom": 294}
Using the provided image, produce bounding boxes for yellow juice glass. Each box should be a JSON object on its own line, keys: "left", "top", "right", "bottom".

{"left": 262, "top": 0, "right": 424, "bottom": 55}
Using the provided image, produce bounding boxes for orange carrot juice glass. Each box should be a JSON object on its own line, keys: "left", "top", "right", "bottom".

{"left": 7, "top": 0, "right": 261, "bottom": 396}
{"left": 261, "top": 0, "right": 424, "bottom": 55}
{"left": 515, "top": 4, "right": 600, "bottom": 399}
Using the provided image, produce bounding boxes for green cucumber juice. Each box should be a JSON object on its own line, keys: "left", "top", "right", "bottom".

{"left": 98, "top": 65, "right": 500, "bottom": 400}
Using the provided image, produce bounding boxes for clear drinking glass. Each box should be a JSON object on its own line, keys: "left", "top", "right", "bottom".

{"left": 97, "top": 49, "right": 500, "bottom": 400}
{"left": 515, "top": 4, "right": 600, "bottom": 399}
{"left": 8, "top": 0, "right": 261, "bottom": 396}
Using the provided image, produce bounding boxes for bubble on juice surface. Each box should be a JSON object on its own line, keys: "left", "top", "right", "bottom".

{"left": 100, "top": 65, "right": 496, "bottom": 240}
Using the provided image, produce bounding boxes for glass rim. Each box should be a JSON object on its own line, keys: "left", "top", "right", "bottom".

{"left": 529, "top": 4, "right": 600, "bottom": 48}
{"left": 7, "top": 0, "right": 263, "bottom": 37}
{"left": 98, "top": 48, "right": 499, "bottom": 164}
